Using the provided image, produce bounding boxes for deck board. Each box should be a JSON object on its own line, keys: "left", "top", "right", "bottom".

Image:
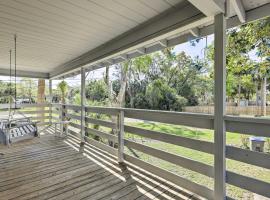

{"left": 0, "top": 130, "right": 198, "bottom": 200}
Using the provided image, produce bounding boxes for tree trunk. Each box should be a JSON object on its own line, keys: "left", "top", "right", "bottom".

{"left": 238, "top": 81, "right": 241, "bottom": 107}
{"left": 109, "top": 63, "right": 128, "bottom": 147}
{"left": 256, "top": 80, "right": 259, "bottom": 106}
{"left": 37, "top": 79, "right": 45, "bottom": 123}
{"left": 105, "top": 66, "right": 112, "bottom": 103}
{"left": 261, "top": 77, "right": 267, "bottom": 116}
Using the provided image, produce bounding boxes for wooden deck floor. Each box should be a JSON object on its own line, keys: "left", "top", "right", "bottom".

{"left": 0, "top": 129, "right": 199, "bottom": 200}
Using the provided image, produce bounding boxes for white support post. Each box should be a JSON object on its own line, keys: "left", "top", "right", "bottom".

{"left": 49, "top": 79, "right": 52, "bottom": 125}
{"left": 214, "top": 13, "right": 226, "bottom": 200}
{"left": 118, "top": 110, "right": 124, "bottom": 163}
{"left": 61, "top": 104, "right": 65, "bottom": 136}
{"left": 81, "top": 68, "right": 86, "bottom": 147}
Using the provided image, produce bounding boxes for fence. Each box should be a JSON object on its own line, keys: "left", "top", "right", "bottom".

{"left": 183, "top": 106, "right": 270, "bottom": 116}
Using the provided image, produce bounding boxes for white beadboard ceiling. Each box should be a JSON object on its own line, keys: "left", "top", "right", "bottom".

{"left": 0, "top": 0, "right": 185, "bottom": 73}
{"left": 0, "top": 0, "right": 269, "bottom": 78}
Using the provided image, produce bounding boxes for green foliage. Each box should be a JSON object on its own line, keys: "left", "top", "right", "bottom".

{"left": 145, "top": 79, "right": 187, "bottom": 111}
{"left": 86, "top": 80, "right": 108, "bottom": 102}
{"left": 207, "top": 17, "right": 270, "bottom": 102}
{"left": 0, "top": 81, "right": 15, "bottom": 103}
{"left": 57, "top": 80, "right": 68, "bottom": 104}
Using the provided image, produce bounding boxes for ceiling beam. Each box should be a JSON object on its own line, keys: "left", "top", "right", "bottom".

{"left": 189, "top": 28, "right": 200, "bottom": 37}
{"left": 0, "top": 68, "right": 49, "bottom": 79}
{"left": 136, "top": 47, "right": 146, "bottom": 55}
{"left": 158, "top": 39, "right": 168, "bottom": 47}
{"left": 119, "top": 54, "right": 128, "bottom": 61}
{"left": 231, "top": 0, "right": 246, "bottom": 23}
{"left": 187, "top": 0, "right": 225, "bottom": 16}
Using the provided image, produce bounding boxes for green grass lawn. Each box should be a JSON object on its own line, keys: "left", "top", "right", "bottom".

{"left": 125, "top": 121, "right": 270, "bottom": 199}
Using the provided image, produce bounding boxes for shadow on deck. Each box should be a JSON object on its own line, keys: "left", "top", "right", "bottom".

{"left": 0, "top": 128, "right": 200, "bottom": 200}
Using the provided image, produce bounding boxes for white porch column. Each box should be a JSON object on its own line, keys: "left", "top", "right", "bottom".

{"left": 49, "top": 79, "right": 52, "bottom": 124}
{"left": 117, "top": 110, "right": 124, "bottom": 163}
{"left": 81, "top": 68, "right": 86, "bottom": 145}
{"left": 214, "top": 13, "right": 226, "bottom": 200}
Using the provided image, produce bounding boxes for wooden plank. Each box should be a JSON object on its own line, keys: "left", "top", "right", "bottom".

{"left": 32, "top": 116, "right": 51, "bottom": 120}
{"left": 41, "top": 170, "right": 112, "bottom": 199}
{"left": 84, "top": 136, "right": 118, "bottom": 156}
{"left": 8, "top": 167, "right": 108, "bottom": 200}
{"left": 0, "top": 148, "right": 77, "bottom": 168}
{"left": 226, "top": 146, "right": 270, "bottom": 169}
{"left": 225, "top": 116, "right": 270, "bottom": 137}
{"left": 0, "top": 156, "right": 87, "bottom": 189}
{"left": 85, "top": 106, "right": 120, "bottom": 116}
{"left": 227, "top": 171, "right": 270, "bottom": 198}
{"left": 123, "top": 108, "right": 214, "bottom": 129}
{"left": 48, "top": 171, "right": 131, "bottom": 200}
{"left": 65, "top": 104, "right": 81, "bottom": 112}
{"left": 124, "top": 125, "right": 214, "bottom": 154}
{"left": 125, "top": 139, "right": 214, "bottom": 177}
{"left": 0, "top": 164, "right": 97, "bottom": 199}
{"left": 52, "top": 103, "right": 61, "bottom": 108}
{"left": 22, "top": 110, "right": 50, "bottom": 115}
{"left": 66, "top": 113, "right": 81, "bottom": 120}
{"left": 86, "top": 127, "right": 118, "bottom": 143}
{"left": 124, "top": 154, "right": 214, "bottom": 200}
{"left": 85, "top": 117, "right": 116, "bottom": 129}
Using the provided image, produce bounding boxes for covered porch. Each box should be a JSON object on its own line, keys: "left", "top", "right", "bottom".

{"left": 0, "top": 0, "right": 269, "bottom": 200}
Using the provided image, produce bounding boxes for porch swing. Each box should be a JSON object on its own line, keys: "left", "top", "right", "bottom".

{"left": 0, "top": 35, "right": 38, "bottom": 146}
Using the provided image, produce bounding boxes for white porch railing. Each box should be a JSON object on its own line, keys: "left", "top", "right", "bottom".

{"left": 0, "top": 103, "right": 52, "bottom": 127}
{"left": 0, "top": 103, "right": 269, "bottom": 199}
{"left": 50, "top": 103, "right": 270, "bottom": 200}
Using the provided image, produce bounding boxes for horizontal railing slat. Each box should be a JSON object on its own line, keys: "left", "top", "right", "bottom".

{"left": 123, "top": 108, "right": 214, "bottom": 129}
{"left": 84, "top": 136, "right": 117, "bottom": 156}
{"left": 85, "top": 106, "right": 120, "bottom": 115}
{"left": 0, "top": 103, "right": 50, "bottom": 109}
{"left": 21, "top": 110, "right": 50, "bottom": 115}
{"left": 52, "top": 116, "right": 59, "bottom": 121}
{"left": 226, "top": 146, "right": 270, "bottom": 169}
{"left": 227, "top": 171, "right": 270, "bottom": 198}
{"left": 124, "top": 125, "right": 214, "bottom": 154}
{"left": 65, "top": 104, "right": 81, "bottom": 112}
{"left": 66, "top": 113, "right": 81, "bottom": 121}
{"left": 124, "top": 154, "right": 214, "bottom": 200}
{"left": 69, "top": 122, "right": 81, "bottom": 129}
{"left": 86, "top": 127, "right": 118, "bottom": 142}
{"left": 125, "top": 139, "right": 214, "bottom": 177}
{"left": 225, "top": 116, "right": 270, "bottom": 137}
{"left": 51, "top": 103, "right": 61, "bottom": 108}
{"left": 85, "top": 117, "right": 116, "bottom": 129}
{"left": 32, "top": 116, "right": 51, "bottom": 121}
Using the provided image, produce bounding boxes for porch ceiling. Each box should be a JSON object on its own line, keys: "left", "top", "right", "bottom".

{"left": 0, "top": 0, "right": 269, "bottom": 79}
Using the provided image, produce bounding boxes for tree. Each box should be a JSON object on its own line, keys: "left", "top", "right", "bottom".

{"left": 57, "top": 80, "right": 68, "bottom": 104}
